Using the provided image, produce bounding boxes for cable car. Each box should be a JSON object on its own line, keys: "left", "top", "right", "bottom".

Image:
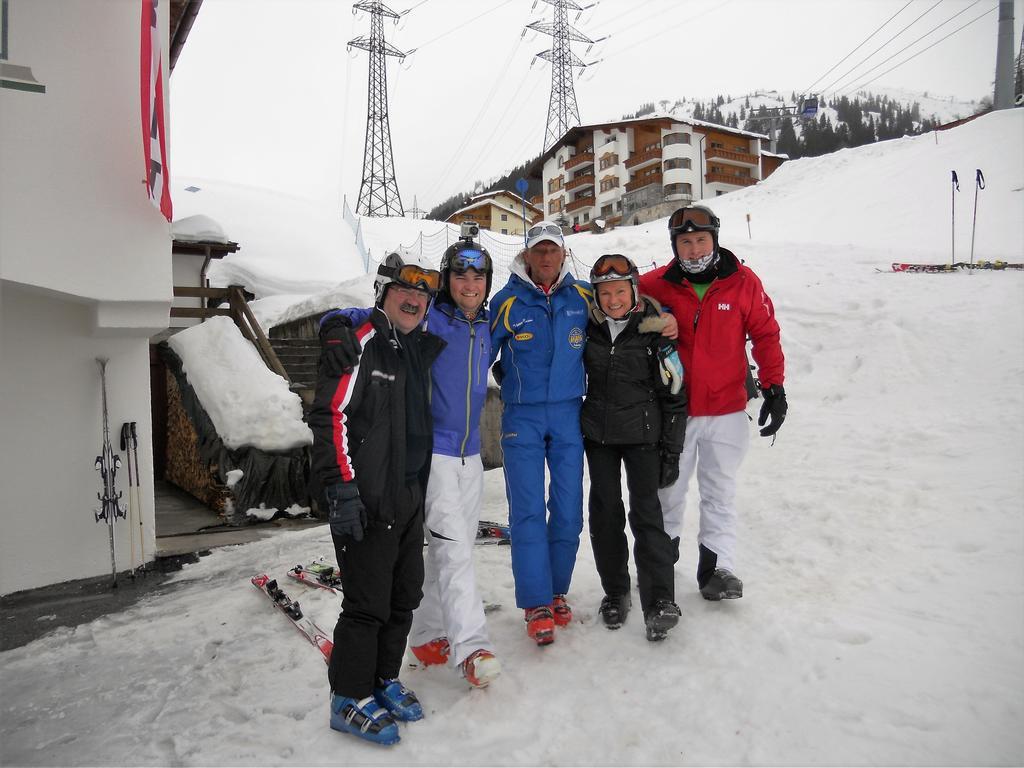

{"left": 799, "top": 95, "right": 819, "bottom": 120}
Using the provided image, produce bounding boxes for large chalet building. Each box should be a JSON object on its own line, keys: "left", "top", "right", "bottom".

{"left": 539, "top": 116, "right": 786, "bottom": 229}
{"left": 444, "top": 190, "right": 543, "bottom": 236}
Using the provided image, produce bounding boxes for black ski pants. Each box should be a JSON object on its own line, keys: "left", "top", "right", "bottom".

{"left": 329, "top": 482, "right": 425, "bottom": 698}
{"left": 584, "top": 440, "right": 676, "bottom": 615}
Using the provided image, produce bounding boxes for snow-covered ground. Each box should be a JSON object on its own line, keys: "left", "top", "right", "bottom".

{"left": 2, "top": 111, "right": 1022, "bottom": 766}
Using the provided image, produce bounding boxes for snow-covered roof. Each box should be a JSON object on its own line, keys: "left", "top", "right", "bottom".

{"left": 467, "top": 189, "right": 542, "bottom": 213}
{"left": 448, "top": 198, "right": 539, "bottom": 222}
{"left": 171, "top": 214, "right": 231, "bottom": 244}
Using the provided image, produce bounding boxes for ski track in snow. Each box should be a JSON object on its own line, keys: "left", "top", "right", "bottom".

{"left": 3, "top": 113, "right": 1023, "bottom": 766}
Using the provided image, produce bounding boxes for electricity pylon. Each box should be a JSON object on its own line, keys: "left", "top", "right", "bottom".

{"left": 349, "top": 0, "right": 406, "bottom": 217}
{"left": 527, "top": 0, "right": 598, "bottom": 151}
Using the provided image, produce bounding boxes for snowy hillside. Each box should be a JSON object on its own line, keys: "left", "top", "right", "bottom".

{"left": 3, "top": 109, "right": 1021, "bottom": 766}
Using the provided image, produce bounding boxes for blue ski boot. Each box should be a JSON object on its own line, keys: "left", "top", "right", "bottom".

{"left": 373, "top": 678, "right": 424, "bottom": 722}
{"left": 330, "top": 694, "right": 400, "bottom": 745}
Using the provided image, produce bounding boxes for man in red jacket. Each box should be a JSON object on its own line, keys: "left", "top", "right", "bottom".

{"left": 638, "top": 205, "right": 787, "bottom": 601}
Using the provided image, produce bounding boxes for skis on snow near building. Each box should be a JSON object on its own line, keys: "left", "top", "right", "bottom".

{"left": 94, "top": 358, "right": 127, "bottom": 588}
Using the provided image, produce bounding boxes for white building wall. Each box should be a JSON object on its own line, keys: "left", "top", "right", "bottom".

{"left": 1, "top": 285, "right": 157, "bottom": 595}
{"left": 0, "top": 0, "right": 172, "bottom": 304}
{"left": 0, "top": 0, "right": 171, "bottom": 594}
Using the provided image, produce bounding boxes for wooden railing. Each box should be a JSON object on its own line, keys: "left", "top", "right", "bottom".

{"left": 566, "top": 173, "right": 596, "bottom": 191}
{"left": 566, "top": 196, "right": 595, "bottom": 212}
{"left": 564, "top": 151, "right": 594, "bottom": 170}
{"left": 625, "top": 172, "right": 662, "bottom": 192}
{"left": 706, "top": 146, "right": 758, "bottom": 165}
{"left": 624, "top": 147, "right": 663, "bottom": 169}
{"left": 171, "top": 285, "right": 290, "bottom": 381}
{"left": 705, "top": 171, "right": 756, "bottom": 187}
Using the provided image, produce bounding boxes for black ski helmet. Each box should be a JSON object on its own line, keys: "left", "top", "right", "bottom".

{"left": 439, "top": 240, "right": 494, "bottom": 303}
{"left": 668, "top": 205, "right": 721, "bottom": 270}
{"left": 373, "top": 251, "right": 440, "bottom": 307}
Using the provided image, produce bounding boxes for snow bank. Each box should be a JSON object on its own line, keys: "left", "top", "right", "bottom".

{"left": 167, "top": 316, "right": 311, "bottom": 451}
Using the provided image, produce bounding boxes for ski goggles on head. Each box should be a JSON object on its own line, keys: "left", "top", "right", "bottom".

{"left": 449, "top": 248, "right": 492, "bottom": 274}
{"left": 668, "top": 207, "right": 719, "bottom": 232}
{"left": 388, "top": 264, "right": 441, "bottom": 294}
{"left": 526, "top": 222, "right": 565, "bottom": 248}
{"left": 590, "top": 254, "right": 637, "bottom": 281}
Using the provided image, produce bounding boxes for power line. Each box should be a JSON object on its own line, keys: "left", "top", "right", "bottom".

{"left": 818, "top": 0, "right": 944, "bottom": 96}
{"left": 832, "top": 0, "right": 986, "bottom": 95}
{"left": 843, "top": 4, "right": 998, "bottom": 95}
{"left": 429, "top": 33, "right": 529, "bottom": 195}
{"left": 802, "top": 0, "right": 915, "bottom": 94}
{"left": 408, "top": 0, "right": 517, "bottom": 52}
{"left": 594, "top": 0, "right": 735, "bottom": 63}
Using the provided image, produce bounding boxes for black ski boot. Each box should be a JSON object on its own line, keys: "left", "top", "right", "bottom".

{"left": 644, "top": 600, "right": 681, "bottom": 641}
{"left": 700, "top": 568, "right": 743, "bottom": 601}
{"left": 598, "top": 594, "right": 631, "bottom": 630}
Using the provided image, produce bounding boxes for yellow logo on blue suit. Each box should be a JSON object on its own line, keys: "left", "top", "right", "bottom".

{"left": 568, "top": 327, "right": 584, "bottom": 349}
{"left": 515, "top": 332, "right": 534, "bottom": 341}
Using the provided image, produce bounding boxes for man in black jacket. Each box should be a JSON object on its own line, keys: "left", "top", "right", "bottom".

{"left": 308, "top": 253, "right": 444, "bottom": 746}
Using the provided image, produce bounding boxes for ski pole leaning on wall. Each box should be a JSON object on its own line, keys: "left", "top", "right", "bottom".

{"left": 120, "top": 421, "right": 145, "bottom": 577}
{"left": 94, "top": 358, "right": 127, "bottom": 588}
{"left": 970, "top": 169, "right": 985, "bottom": 266}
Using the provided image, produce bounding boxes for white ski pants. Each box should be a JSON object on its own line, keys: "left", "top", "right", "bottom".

{"left": 409, "top": 453, "right": 493, "bottom": 667}
{"left": 657, "top": 411, "right": 750, "bottom": 573}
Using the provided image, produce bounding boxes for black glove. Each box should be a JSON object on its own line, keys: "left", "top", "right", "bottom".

{"left": 757, "top": 384, "right": 788, "bottom": 437}
{"left": 325, "top": 482, "right": 366, "bottom": 541}
{"left": 658, "top": 452, "right": 680, "bottom": 489}
{"left": 320, "top": 319, "right": 361, "bottom": 376}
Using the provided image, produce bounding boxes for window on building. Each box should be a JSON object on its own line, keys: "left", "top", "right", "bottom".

{"left": 501, "top": 213, "right": 508, "bottom": 221}
{"left": 664, "top": 183, "right": 693, "bottom": 196}
{"left": 601, "top": 204, "right": 613, "bottom": 217}
{"left": 663, "top": 158, "right": 692, "bottom": 171}
{"left": 1, "top": 0, "right": 8, "bottom": 60}
{"left": 502, "top": 228, "right": 508, "bottom": 235}
{"left": 583, "top": 212, "right": 589, "bottom": 222}
{"left": 664, "top": 132, "right": 691, "bottom": 145}
{"left": 710, "top": 141, "right": 725, "bottom": 149}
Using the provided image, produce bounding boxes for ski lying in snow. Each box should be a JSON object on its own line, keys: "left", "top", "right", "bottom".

{"left": 476, "top": 520, "right": 511, "bottom": 545}
{"left": 890, "top": 261, "right": 1024, "bottom": 273}
{"left": 251, "top": 574, "right": 333, "bottom": 663}
{"left": 288, "top": 559, "right": 343, "bottom": 593}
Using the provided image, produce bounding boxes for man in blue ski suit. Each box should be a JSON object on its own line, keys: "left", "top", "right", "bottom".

{"left": 490, "top": 221, "right": 592, "bottom": 646}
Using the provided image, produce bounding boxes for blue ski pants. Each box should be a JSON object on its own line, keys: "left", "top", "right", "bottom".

{"left": 500, "top": 399, "right": 584, "bottom": 609}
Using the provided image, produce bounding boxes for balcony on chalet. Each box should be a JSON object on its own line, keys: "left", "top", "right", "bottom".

{"left": 625, "top": 172, "right": 662, "bottom": 192}
{"left": 566, "top": 195, "right": 595, "bottom": 213}
{"left": 563, "top": 151, "right": 595, "bottom": 171}
{"left": 566, "top": 173, "right": 596, "bottom": 192}
{"left": 705, "top": 171, "right": 756, "bottom": 187}
{"left": 624, "top": 147, "right": 663, "bottom": 170}
{"left": 705, "top": 146, "right": 759, "bottom": 167}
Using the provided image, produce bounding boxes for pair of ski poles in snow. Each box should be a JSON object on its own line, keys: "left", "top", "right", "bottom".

{"left": 950, "top": 169, "right": 985, "bottom": 266}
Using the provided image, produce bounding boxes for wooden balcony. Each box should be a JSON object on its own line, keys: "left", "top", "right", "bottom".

{"left": 625, "top": 172, "right": 662, "bottom": 192}
{"left": 624, "top": 147, "right": 663, "bottom": 170}
{"left": 564, "top": 151, "right": 595, "bottom": 170}
{"left": 705, "top": 171, "right": 756, "bottom": 187}
{"left": 566, "top": 173, "right": 595, "bottom": 191}
{"left": 706, "top": 146, "right": 758, "bottom": 167}
{"left": 566, "top": 195, "right": 595, "bottom": 213}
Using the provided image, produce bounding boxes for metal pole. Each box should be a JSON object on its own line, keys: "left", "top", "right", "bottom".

{"left": 950, "top": 170, "right": 959, "bottom": 265}
{"left": 970, "top": 169, "right": 985, "bottom": 265}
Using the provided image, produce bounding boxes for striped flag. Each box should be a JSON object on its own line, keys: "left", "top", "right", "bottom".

{"left": 141, "top": 0, "right": 172, "bottom": 221}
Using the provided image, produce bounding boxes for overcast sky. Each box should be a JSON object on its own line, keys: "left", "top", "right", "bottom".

{"left": 170, "top": 0, "right": 1022, "bottom": 213}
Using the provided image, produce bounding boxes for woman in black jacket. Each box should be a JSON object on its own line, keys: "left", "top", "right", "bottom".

{"left": 582, "top": 254, "right": 687, "bottom": 641}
